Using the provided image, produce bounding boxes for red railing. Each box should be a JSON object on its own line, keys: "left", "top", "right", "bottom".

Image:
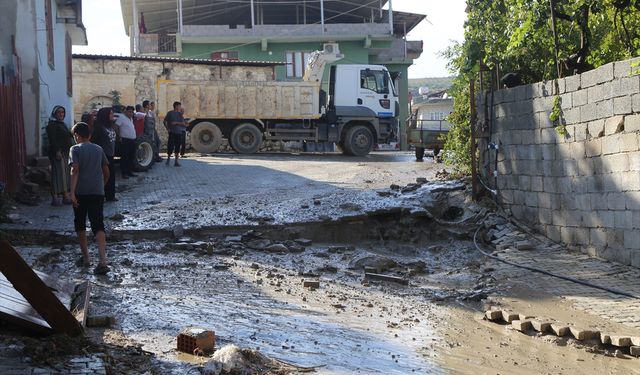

{"left": 0, "top": 39, "right": 27, "bottom": 192}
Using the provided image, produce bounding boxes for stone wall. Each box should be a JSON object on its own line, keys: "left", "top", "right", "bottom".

{"left": 478, "top": 57, "right": 640, "bottom": 267}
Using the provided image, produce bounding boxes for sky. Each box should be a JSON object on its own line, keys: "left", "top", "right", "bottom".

{"left": 72, "top": 0, "right": 467, "bottom": 78}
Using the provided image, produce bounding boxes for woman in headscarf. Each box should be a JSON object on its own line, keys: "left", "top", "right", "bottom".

{"left": 46, "top": 105, "right": 73, "bottom": 206}
{"left": 92, "top": 107, "right": 118, "bottom": 202}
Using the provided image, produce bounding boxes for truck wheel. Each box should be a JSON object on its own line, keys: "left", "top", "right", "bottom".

{"left": 415, "top": 147, "right": 425, "bottom": 161}
{"left": 344, "top": 125, "right": 374, "bottom": 156}
{"left": 230, "top": 123, "right": 262, "bottom": 154}
{"left": 191, "top": 121, "right": 223, "bottom": 153}
{"left": 133, "top": 135, "right": 155, "bottom": 172}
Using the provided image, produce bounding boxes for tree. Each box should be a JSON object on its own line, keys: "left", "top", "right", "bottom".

{"left": 443, "top": 0, "right": 640, "bottom": 173}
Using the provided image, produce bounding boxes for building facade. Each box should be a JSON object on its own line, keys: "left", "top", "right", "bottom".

{"left": 119, "top": 0, "right": 424, "bottom": 148}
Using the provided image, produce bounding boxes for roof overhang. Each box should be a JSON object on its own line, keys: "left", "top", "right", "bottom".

{"left": 121, "top": 0, "right": 425, "bottom": 36}
{"left": 56, "top": 0, "right": 87, "bottom": 45}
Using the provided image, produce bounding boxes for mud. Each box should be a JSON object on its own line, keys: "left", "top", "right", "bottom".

{"left": 2, "top": 179, "right": 639, "bottom": 374}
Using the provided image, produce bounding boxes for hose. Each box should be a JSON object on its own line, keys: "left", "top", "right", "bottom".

{"left": 473, "top": 225, "right": 640, "bottom": 300}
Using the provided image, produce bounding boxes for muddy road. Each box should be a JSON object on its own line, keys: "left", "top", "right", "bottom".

{"left": 2, "top": 152, "right": 639, "bottom": 374}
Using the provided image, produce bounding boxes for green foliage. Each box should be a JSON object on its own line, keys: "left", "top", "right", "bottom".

{"left": 442, "top": 0, "right": 640, "bottom": 172}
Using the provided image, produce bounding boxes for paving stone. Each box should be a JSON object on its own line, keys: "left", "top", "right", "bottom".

{"left": 511, "top": 320, "right": 533, "bottom": 332}
{"left": 550, "top": 324, "right": 570, "bottom": 337}
{"left": 485, "top": 310, "right": 503, "bottom": 321}
{"left": 569, "top": 327, "right": 601, "bottom": 341}
{"left": 531, "top": 320, "right": 552, "bottom": 333}
{"left": 501, "top": 311, "right": 520, "bottom": 323}
{"left": 610, "top": 336, "right": 633, "bottom": 347}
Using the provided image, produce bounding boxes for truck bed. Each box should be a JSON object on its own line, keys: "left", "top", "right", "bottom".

{"left": 157, "top": 80, "right": 321, "bottom": 120}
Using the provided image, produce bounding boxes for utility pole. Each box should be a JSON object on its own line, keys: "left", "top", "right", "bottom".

{"left": 320, "top": 0, "right": 325, "bottom": 34}
{"left": 177, "top": 0, "right": 183, "bottom": 34}
{"left": 388, "top": 0, "right": 394, "bottom": 35}
{"left": 250, "top": 0, "right": 255, "bottom": 32}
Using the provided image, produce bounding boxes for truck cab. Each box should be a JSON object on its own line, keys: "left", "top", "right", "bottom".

{"left": 328, "top": 64, "right": 399, "bottom": 155}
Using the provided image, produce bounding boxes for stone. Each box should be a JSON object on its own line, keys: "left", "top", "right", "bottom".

{"left": 550, "top": 324, "right": 570, "bottom": 337}
{"left": 303, "top": 280, "right": 320, "bottom": 288}
{"left": 485, "top": 310, "right": 503, "bottom": 321}
{"left": 569, "top": 327, "right": 600, "bottom": 341}
{"left": 531, "top": 320, "right": 552, "bottom": 333}
{"left": 631, "top": 346, "right": 640, "bottom": 357}
{"left": 511, "top": 320, "right": 532, "bottom": 332}
{"left": 501, "top": 311, "right": 519, "bottom": 323}
{"left": 264, "top": 244, "right": 289, "bottom": 253}
{"left": 225, "top": 235, "right": 242, "bottom": 242}
{"left": 515, "top": 241, "right": 534, "bottom": 250}
{"left": 610, "top": 336, "right": 632, "bottom": 347}
{"left": 295, "top": 238, "right": 313, "bottom": 246}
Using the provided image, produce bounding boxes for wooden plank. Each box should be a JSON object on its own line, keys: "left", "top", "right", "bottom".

{"left": 0, "top": 241, "right": 83, "bottom": 335}
{"left": 70, "top": 281, "right": 91, "bottom": 328}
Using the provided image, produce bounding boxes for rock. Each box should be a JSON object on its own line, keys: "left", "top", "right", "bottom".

{"left": 294, "top": 238, "right": 313, "bottom": 246}
{"left": 377, "top": 190, "right": 392, "bottom": 197}
{"left": 263, "top": 244, "right": 289, "bottom": 253}
{"left": 569, "top": 327, "right": 600, "bottom": 341}
{"left": 172, "top": 225, "right": 185, "bottom": 238}
{"left": 389, "top": 184, "right": 400, "bottom": 190}
{"left": 349, "top": 255, "right": 398, "bottom": 272}
{"left": 110, "top": 213, "right": 125, "bottom": 221}
{"left": 328, "top": 245, "right": 355, "bottom": 253}
{"left": 515, "top": 241, "right": 534, "bottom": 250}
{"left": 245, "top": 239, "right": 272, "bottom": 250}
{"left": 339, "top": 202, "right": 363, "bottom": 211}
{"left": 485, "top": 310, "right": 502, "bottom": 321}
{"left": 303, "top": 280, "right": 320, "bottom": 288}
{"left": 313, "top": 200, "right": 321, "bottom": 206}
{"left": 250, "top": 263, "right": 260, "bottom": 270}
{"left": 416, "top": 177, "right": 428, "bottom": 184}
{"left": 203, "top": 345, "right": 246, "bottom": 375}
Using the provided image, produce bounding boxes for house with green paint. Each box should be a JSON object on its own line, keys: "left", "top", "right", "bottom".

{"left": 119, "top": 0, "right": 425, "bottom": 147}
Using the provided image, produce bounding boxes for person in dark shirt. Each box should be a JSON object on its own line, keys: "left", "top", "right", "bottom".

{"left": 164, "top": 101, "right": 187, "bottom": 167}
{"left": 92, "top": 107, "right": 118, "bottom": 202}
{"left": 46, "top": 106, "right": 74, "bottom": 206}
{"left": 69, "top": 122, "right": 110, "bottom": 275}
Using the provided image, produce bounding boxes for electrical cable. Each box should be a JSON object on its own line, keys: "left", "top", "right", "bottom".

{"left": 473, "top": 225, "right": 640, "bottom": 300}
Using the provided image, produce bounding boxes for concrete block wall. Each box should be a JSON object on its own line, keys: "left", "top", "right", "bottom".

{"left": 479, "top": 57, "right": 640, "bottom": 267}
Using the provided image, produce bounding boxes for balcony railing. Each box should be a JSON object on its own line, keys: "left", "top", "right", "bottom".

{"left": 137, "top": 34, "right": 177, "bottom": 55}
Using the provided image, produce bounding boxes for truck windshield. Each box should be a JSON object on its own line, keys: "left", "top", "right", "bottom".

{"left": 360, "top": 69, "right": 389, "bottom": 94}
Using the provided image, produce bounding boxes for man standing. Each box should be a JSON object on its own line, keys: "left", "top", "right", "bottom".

{"left": 164, "top": 101, "right": 187, "bottom": 167}
{"left": 115, "top": 106, "right": 137, "bottom": 178}
{"left": 69, "top": 122, "right": 110, "bottom": 275}
{"left": 143, "top": 100, "right": 162, "bottom": 162}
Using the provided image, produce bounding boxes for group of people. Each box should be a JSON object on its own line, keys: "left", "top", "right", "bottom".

{"left": 44, "top": 100, "right": 190, "bottom": 275}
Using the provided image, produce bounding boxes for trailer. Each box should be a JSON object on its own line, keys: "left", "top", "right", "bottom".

{"left": 157, "top": 44, "right": 399, "bottom": 156}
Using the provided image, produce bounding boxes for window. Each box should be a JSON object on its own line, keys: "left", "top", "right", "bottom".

{"left": 66, "top": 33, "right": 72, "bottom": 95}
{"left": 45, "top": 0, "right": 54, "bottom": 67}
{"left": 211, "top": 51, "right": 239, "bottom": 60}
{"left": 429, "top": 112, "right": 446, "bottom": 121}
{"left": 286, "top": 51, "right": 313, "bottom": 78}
{"left": 360, "top": 69, "right": 389, "bottom": 94}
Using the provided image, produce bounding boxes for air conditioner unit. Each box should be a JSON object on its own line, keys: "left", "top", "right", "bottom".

{"left": 323, "top": 43, "right": 340, "bottom": 54}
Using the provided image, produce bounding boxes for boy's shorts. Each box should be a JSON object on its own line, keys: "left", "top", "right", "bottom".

{"left": 73, "top": 195, "right": 105, "bottom": 235}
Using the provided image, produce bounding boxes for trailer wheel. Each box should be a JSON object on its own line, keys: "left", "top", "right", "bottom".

{"left": 230, "top": 123, "right": 262, "bottom": 154}
{"left": 344, "top": 125, "right": 374, "bottom": 156}
{"left": 191, "top": 121, "right": 223, "bottom": 153}
{"left": 415, "top": 147, "right": 425, "bottom": 161}
{"left": 133, "top": 135, "right": 155, "bottom": 172}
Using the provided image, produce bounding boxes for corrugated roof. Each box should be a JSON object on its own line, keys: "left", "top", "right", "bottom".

{"left": 72, "top": 53, "right": 285, "bottom": 67}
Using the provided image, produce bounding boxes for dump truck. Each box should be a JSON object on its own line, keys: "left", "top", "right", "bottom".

{"left": 157, "top": 44, "right": 399, "bottom": 156}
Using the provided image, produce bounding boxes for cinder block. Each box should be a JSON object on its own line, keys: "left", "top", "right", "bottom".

{"left": 626, "top": 114, "right": 640, "bottom": 132}
{"left": 501, "top": 311, "right": 520, "bottom": 323}
{"left": 543, "top": 177, "right": 557, "bottom": 193}
{"left": 610, "top": 336, "right": 632, "bottom": 347}
{"left": 574, "top": 125, "right": 588, "bottom": 141}
{"left": 604, "top": 116, "right": 625, "bottom": 135}
{"left": 580, "top": 102, "right": 597, "bottom": 123}
{"left": 587, "top": 119, "right": 605, "bottom": 138}
{"left": 603, "top": 80, "right": 621, "bottom": 100}
{"left": 590, "top": 228, "right": 608, "bottom": 246}
{"left": 511, "top": 320, "right": 533, "bottom": 332}
{"left": 624, "top": 229, "right": 640, "bottom": 249}
{"left": 485, "top": 310, "right": 503, "bottom": 321}
{"left": 569, "top": 327, "right": 601, "bottom": 341}
{"left": 601, "top": 135, "right": 621, "bottom": 155}
{"left": 614, "top": 211, "right": 633, "bottom": 230}
{"left": 177, "top": 327, "right": 215, "bottom": 354}
{"left": 545, "top": 225, "right": 562, "bottom": 242}
{"left": 573, "top": 89, "right": 588, "bottom": 106}
{"left": 556, "top": 177, "right": 572, "bottom": 193}
{"left": 565, "top": 74, "right": 581, "bottom": 92}
{"left": 531, "top": 176, "right": 544, "bottom": 192}
{"left": 626, "top": 192, "right": 640, "bottom": 210}
{"left": 631, "top": 346, "right": 640, "bottom": 357}
{"left": 585, "top": 139, "right": 602, "bottom": 157}
{"left": 607, "top": 192, "right": 627, "bottom": 210}
{"left": 633, "top": 94, "right": 640, "bottom": 113}
{"left": 596, "top": 100, "right": 615, "bottom": 120}
{"left": 581, "top": 63, "right": 614, "bottom": 88}
{"left": 619, "top": 75, "right": 640, "bottom": 96}
{"left": 614, "top": 96, "right": 633, "bottom": 115}
{"left": 620, "top": 132, "right": 639, "bottom": 152}
{"left": 531, "top": 320, "right": 552, "bottom": 333}
{"left": 587, "top": 84, "right": 604, "bottom": 103}
{"left": 551, "top": 323, "right": 570, "bottom": 337}
{"left": 603, "top": 153, "right": 630, "bottom": 173}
